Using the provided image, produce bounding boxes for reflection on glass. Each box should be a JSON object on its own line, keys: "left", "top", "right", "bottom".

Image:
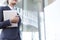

{"left": 22, "top": 0, "right": 38, "bottom": 32}
{"left": 20, "top": 0, "right": 40, "bottom": 40}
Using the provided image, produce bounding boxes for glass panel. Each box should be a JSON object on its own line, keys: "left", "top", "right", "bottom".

{"left": 22, "top": 0, "right": 38, "bottom": 31}
{"left": 19, "top": 0, "right": 40, "bottom": 40}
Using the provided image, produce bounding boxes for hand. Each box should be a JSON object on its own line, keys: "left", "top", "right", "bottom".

{"left": 10, "top": 15, "right": 19, "bottom": 23}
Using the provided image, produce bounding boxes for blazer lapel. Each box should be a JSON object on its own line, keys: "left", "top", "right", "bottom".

{"left": 3, "top": 6, "right": 11, "bottom": 10}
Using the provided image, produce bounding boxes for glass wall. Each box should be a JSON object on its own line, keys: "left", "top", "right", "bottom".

{"left": 20, "top": 0, "right": 40, "bottom": 40}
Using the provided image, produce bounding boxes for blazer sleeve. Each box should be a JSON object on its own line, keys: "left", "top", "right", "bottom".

{"left": 0, "top": 20, "right": 11, "bottom": 28}
{"left": 0, "top": 7, "right": 11, "bottom": 29}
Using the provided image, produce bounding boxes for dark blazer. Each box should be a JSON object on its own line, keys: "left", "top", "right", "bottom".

{"left": 0, "top": 6, "right": 21, "bottom": 39}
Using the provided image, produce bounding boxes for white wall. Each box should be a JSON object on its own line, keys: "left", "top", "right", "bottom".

{"left": 45, "top": 0, "right": 60, "bottom": 40}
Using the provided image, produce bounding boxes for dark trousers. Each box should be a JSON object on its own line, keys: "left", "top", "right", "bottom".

{"left": 1, "top": 37, "right": 21, "bottom": 40}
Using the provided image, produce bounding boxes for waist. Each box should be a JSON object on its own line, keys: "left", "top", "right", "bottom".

{"left": 1, "top": 28, "right": 20, "bottom": 39}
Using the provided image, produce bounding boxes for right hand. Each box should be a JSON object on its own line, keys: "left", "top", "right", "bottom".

{"left": 10, "top": 16, "right": 19, "bottom": 23}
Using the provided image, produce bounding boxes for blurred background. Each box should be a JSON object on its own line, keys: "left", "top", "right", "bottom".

{"left": 1, "top": 0, "right": 60, "bottom": 40}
